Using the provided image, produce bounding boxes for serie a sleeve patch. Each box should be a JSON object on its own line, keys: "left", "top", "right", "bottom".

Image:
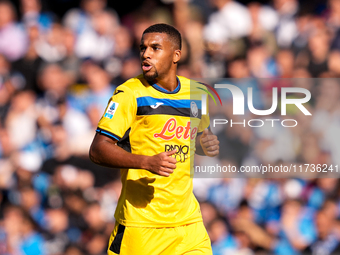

{"left": 104, "top": 102, "right": 119, "bottom": 119}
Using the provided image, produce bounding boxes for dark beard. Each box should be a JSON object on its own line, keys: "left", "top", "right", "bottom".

{"left": 143, "top": 69, "right": 159, "bottom": 83}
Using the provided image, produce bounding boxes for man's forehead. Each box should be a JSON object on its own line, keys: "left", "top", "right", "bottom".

{"left": 141, "top": 32, "right": 171, "bottom": 45}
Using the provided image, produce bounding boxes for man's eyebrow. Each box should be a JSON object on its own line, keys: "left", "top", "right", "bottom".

{"left": 150, "top": 43, "right": 162, "bottom": 47}
{"left": 139, "top": 42, "right": 162, "bottom": 48}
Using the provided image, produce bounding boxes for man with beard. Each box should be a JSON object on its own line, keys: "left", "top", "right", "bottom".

{"left": 90, "top": 23, "right": 219, "bottom": 255}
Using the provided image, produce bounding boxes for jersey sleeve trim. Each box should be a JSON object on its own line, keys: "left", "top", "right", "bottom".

{"left": 96, "top": 127, "right": 121, "bottom": 141}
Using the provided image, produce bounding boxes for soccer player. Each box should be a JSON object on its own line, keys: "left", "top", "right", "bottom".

{"left": 89, "top": 23, "right": 219, "bottom": 255}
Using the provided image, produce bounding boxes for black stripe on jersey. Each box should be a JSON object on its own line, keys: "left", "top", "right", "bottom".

{"left": 117, "top": 128, "right": 131, "bottom": 153}
{"left": 109, "top": 224, "right": 125, "bottom": 254}
{"left": 137, "top": 105, "right": 202, "bottom": 118}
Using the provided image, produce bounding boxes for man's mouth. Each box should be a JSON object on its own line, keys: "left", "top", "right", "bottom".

{"left": 142, "top": 61, "right": 153, "bottom": 72}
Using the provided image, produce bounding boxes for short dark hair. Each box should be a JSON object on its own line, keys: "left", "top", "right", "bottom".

{"left": 143, "top": 23, "right": 182, "bottom": 50}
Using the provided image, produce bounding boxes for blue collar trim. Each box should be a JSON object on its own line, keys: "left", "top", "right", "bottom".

{"left": 148, "top": 77, "right": 181, "bottom": 94}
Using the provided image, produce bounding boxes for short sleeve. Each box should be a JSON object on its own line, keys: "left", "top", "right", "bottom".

{"left": 96, "top": 85, "right": 137, "bottom": 140}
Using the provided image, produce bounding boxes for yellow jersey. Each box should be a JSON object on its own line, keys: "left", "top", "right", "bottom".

{"left": 96, "top": 74, "right": 209, "bottom": 227}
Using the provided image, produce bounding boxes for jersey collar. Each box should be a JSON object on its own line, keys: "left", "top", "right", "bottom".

{"left": 148, "top": 77, "right": 181, "bottom": 94}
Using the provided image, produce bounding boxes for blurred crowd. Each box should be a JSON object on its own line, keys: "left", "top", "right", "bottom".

{"left": 1, "top": 0, "right": 340, "bottom": 254}
{"left": 194, "top": 77, "right": 340, "bottom": 255}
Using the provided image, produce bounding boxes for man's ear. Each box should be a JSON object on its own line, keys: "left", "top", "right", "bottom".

{"left": 173, "top": 50, "right": 181, "bottom": 64}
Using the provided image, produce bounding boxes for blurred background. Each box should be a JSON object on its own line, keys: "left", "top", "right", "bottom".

{"left": 1, "top": 0, "right": 340, "bottom": 254}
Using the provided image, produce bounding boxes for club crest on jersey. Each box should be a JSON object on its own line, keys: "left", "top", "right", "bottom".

{"left": 104, "top": 102, "right": 119, "bottom": 119}
{"left": 191, "top": 101, "right": 198, "bottom": 117}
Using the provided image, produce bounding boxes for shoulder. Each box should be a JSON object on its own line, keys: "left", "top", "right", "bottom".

{"left": 113, "top": 74, "right": 146, "bottom": 98}
{"left": 181, "top": 76, "right": 207, "bottom": 91}
{"left": 177, "top": 75, "right": 197, "bottom": 93}
{"left": 177, "top": 75, "right": 191, "bottom": 84}
{"left": 118, "top": 74, "right": 146, "bottom": 91}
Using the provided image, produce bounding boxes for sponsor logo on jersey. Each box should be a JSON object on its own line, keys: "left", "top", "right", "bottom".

{"left": 104, "top": 102, "right": 119, "bottom": 119}
{"left": 154, "top": 118, "right": 198, "bottom": 140}
{"left": 165, "top": 144, "right": 189, "bottom": 163}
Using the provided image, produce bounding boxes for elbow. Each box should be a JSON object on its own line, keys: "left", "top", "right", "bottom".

{"left": 89, "top": 144, "right": 101, "bottom": 165}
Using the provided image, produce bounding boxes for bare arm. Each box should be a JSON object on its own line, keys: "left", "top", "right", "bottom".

{"left": 89, "top": 133, "right": 177, "bottom": 177}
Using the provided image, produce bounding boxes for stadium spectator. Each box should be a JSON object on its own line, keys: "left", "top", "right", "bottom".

{"left": 75, "top": 10, "right": 118, "bottom": 62}
{"left": 63, "top": 0, "right": 108, "bottom": 35}
{"left": 303, "top": 209, "right": 340, "bottom": 255}
{"left": 208, "top": 217, "right": 238, "bottom": 255}
{"left": 20, "top": 0, "right": 55, "bottom": 32}
{"left": 0, "top": 1, "right": 28, "bottom": 61}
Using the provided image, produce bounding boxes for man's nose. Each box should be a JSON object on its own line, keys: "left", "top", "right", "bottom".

{"left": 141, "top": 47, "right": 152, "bottom": 59}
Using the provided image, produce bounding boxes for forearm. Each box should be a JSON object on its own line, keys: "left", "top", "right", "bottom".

{"left": 89, "top": 134, "right": 148, "bottom": 169}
